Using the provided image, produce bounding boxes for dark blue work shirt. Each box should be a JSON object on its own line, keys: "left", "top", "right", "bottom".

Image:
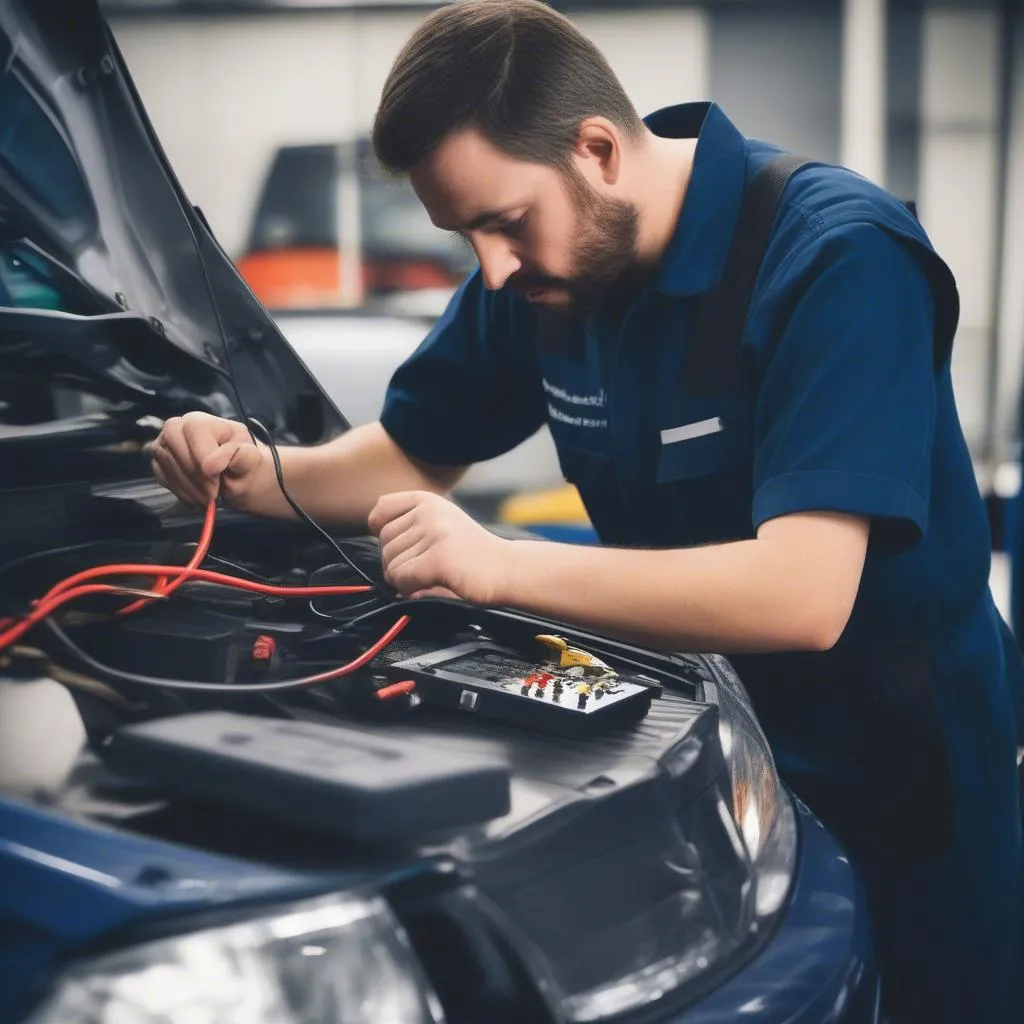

{"left": 382, "top": 103, "right": 1023, "bottom": 1021}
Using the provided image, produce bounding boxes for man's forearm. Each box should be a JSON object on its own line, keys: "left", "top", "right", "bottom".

{"left": 499, "top": 515, "right": 867, "bottom": 654}
{"left": 245, "top": 422, "right": 466, "bottom": 527}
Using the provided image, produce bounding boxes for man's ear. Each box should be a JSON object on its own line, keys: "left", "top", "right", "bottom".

{"left": 573, "top": 117, "right": 623, "bottom": 186}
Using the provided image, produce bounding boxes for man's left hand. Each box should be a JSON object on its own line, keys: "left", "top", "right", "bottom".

{"left": 368, "top": 491, "right": 512, "bottom": 603}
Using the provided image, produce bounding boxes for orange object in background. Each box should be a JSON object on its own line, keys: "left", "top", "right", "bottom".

{"left": 236, "top": 247, "right": 464, "bottom": 309}
{"left": 235, "top": 140, "right": 474, "bottom": 310}
{"left": 236, "top": 248, "right": 341, "bottom": 308}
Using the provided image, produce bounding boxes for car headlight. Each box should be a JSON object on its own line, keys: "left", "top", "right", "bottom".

{"left": 701, "top": 653, "right": 797, "bottom": 918}
{"left": 26, "top": 892, "right": 444, "bottom": 1024}
{"left": 482, "top": 655, "right": 798, "bottom": 1024}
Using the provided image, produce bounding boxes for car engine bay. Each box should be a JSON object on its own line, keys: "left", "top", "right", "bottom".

{"left": 0, "top": 489, "right": 799, "bottom": 1020}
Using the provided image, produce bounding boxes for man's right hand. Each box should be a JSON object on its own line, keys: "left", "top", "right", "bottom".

{"left": 151, "top": 414, "right": 467, "bottom": 527}
{"left": 150, "top": 412, "right": 267, "bottom": 509}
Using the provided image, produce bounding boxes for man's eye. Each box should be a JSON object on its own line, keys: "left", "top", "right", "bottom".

{"left": 500, "top": 216, "right": 527, "bottom": 237}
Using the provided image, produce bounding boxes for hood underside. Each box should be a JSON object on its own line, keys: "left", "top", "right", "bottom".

{"left": 0, "top": 0, "right": 347, "bottom": 451}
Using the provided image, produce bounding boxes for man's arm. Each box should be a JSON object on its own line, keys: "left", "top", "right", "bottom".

{"left": 154, "top": 414, "right": 467, "bottom": 527}
{"left": 263, "top": 422, "right": 467, "bottom": 525}
{"left": 500, "top": 511, "right": 869, "bottom": 652}
{"left": 154, "top": 268, "right": 543, "bottom": 525}
{"left": 370, "top": 492, "right": 868, "bottom": 654}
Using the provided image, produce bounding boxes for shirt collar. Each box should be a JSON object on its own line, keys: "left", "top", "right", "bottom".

{"left": 646, "top": 102, "right": 748, "bottom": 298}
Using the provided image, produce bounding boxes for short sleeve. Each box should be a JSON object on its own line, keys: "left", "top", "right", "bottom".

{"left": 380, "top": 270, "right": 547, "bottom": 465}
{"left": 751, "top": 224, "right": 938, "bottom": 551}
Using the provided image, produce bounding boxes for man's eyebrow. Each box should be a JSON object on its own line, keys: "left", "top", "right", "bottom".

{"left": 447, "top": 207, "right": 521, "bottom": 233}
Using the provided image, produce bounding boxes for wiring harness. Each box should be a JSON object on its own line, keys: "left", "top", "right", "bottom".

{"left": 0, "top": 499, "right": 412, "bottom": 695}
{"left": 0, "top": 175, "right": 419, "bottom": 697}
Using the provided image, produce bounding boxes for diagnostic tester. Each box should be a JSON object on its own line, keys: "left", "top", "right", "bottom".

{"left": 386, "top": 633, "right": 656, "bottom": 738}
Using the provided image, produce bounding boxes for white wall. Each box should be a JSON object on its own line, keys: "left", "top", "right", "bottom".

{"left": 994, "top": 12, "right": 1024, "bottom": 460}
{"left": 708, "top": 6, "right": 842, "bottom": 164}
{"left": 918, "top": 8, "right": 1001, "bottom": 453}
{"left": 109, "top": 8, "right": 709, "bottom": 259}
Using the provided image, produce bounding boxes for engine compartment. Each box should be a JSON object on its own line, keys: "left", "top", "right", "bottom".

{"left": 0, "top": 496, "right": 799, "bottom": 1021}
{"left": 3, "top": 514, "right": 691, "bottom": 720}
{"left": 0, "top": 500, "right": 714, "bottom": 833}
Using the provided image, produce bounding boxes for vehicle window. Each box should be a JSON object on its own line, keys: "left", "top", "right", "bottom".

{"left": 359, "top": 176, "right": 474, "bottom": 273}
{"left": 238, "top": 138, "right": 474, "bottom": 309}
{"left": 246, "top": 144, "right": 336, "bottom": 251}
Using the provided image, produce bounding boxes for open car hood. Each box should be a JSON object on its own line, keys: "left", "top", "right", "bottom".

{"left": 0, "top": 0, "right": 347, "bottom": 453}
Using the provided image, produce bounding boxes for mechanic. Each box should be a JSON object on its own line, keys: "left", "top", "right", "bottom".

{"left": 152, "top": 1, "right": 1022, "bottom": 1019}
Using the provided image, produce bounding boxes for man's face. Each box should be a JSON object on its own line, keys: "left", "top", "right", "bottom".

{"left": 410, "top": 128, "right": 639, "bottom": 315}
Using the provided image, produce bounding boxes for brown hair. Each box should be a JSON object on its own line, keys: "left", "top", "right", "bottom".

{"left": 372, "top": 0, "right": 645, "bottom": 175}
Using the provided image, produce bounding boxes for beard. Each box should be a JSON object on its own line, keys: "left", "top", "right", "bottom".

{"left": 510, "top": 169, "right": 642, "bottom": 319}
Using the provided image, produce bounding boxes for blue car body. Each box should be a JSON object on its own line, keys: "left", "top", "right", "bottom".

{"left": 0, "top": 790, "right": 877, "bottom": 1023}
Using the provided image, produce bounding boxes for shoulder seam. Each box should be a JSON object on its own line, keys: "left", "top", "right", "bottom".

{"left": 761, "top": 210, "right": 910, "bottom": 297}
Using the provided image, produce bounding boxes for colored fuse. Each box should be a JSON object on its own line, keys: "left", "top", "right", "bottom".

{"left": 525, "top": 671, "right": 555, "bottom": 688}
{"left": 252, "top": 634, "right": 276, "bottom": 661}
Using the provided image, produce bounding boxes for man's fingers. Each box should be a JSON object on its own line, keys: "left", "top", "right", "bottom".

{"left": 384, "top": 540, "right": 434, "bottom": 595}
{"left": 160, "top": 444, "right": 212, "bottom": 504}
{"left": 369, "top": 491, "right": 431, "bottom": 536}
{"left": 412, "top": 586, "right": 460, "bottom": 600}
{"left": 181, "top": 413, "right": 232, "bottom": 476}
{"left": 376, "top": 508, "right": 417, "bottom": 550}
{"left": 151, "top": 466, "right": 207, "bottom": 507}
{"left": 151, "top": 459, "right": 169, "bottom": 491}
{"left": 159, "top": 417, "right": 197, "bottom": 477}
{"left": 380, "top": 525, "right": 426, "bottom": 572}
{"left": 201, "top": 441, "right": 260, "bottom": 480}
{"left": 384, "top": 535, "right": 429, "bottom": 575}
{"left": 206, "top": 414, "right": 250, "bottom": 447}
{"left": 151, "top": 413, "right": 261, "bottom": 508}
{"left": 151, "top": 445, "right": 212, "bottom": 506}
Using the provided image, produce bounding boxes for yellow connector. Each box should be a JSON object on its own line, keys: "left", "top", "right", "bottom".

{"left": 535, "top": 634, "right": 568, "bottom": 658}
{"left": 560, "top": 647, "right": 596, "bottom": 668}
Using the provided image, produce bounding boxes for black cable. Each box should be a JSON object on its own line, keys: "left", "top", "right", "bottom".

{"left": 245, "top": 417, "right": 378, "bottom": 589}
{"left": 39, "top": 615, "right": 400, "bottom": 694}
{"left": 163, "top": 193, "right": 382, "bottom": 596}
{"left": 309, "top": 595, "right": 386, "bottom": 622}
{"left": 196, "top": 551, "right": 269, "bottom": 583}
{"left": 0, "top": 540, "right": 111, "bottom": 581}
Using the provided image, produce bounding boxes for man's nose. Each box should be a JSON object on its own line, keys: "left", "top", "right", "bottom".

{"left": 475, "top": 238, "right": 521, "bottom": 291}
